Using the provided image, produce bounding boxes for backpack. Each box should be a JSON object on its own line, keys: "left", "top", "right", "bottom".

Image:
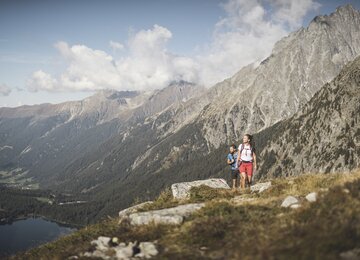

{"left": 239, "top": 143, "right": 255, "bottom": 158}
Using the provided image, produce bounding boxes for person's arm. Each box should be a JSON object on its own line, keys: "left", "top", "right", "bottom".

{"left": 227, "top": 155, "right": 232, "bottom": 165}
{"left": 237, "top": 149, "right": 241, "bottom": 164}
{"left": 253, "top": 152, "right": 257, "bottom": 170}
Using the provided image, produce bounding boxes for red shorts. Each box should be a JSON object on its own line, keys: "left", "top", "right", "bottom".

{"left": 239, "top": 162, "right": 253, "bottom": 176}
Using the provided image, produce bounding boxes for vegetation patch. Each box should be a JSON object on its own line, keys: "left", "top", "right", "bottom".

{"left": 9, "top": 170, "right": 360, "bottom": 259}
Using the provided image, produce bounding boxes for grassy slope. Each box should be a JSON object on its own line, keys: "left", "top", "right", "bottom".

{"left": 9, "top": 170, "right": 360, "bottom": 260}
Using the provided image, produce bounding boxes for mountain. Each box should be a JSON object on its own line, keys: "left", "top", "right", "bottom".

{"left": 0, "top": 81, "right": 203, "bottom": 189}
{"left": 1, "top": 5, "right": 360, "bottom": 224}
{"left": 118, "top": 4, "right": 360, "bottom": 179}
{"left": 256, "top": 55, "right": 360, "bottom": 178}
{"left": 198, "top": 4, "right": 360, "bottom": 148}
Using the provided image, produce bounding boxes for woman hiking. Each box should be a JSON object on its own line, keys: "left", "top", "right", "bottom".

{"left": 237, "top": 134, "right": 257, "bottom": 189}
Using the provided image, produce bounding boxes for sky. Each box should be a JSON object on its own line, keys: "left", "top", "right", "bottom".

{"left": 0, "top": 0, "right": 359, "bottom": 107}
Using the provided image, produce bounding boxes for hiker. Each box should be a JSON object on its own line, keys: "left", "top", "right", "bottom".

{"left": 227, "top": 144, "right": 239, "bottom": 190}
{"left": 237, "top": 134, "right": 257, "bottom": 189}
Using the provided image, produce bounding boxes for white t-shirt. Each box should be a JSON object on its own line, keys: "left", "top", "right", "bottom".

{"left": 238, "top": 143, "right": 253, "bottom": 162}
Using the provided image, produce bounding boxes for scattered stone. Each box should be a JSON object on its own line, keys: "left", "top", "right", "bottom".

{"left": 136, "top": 242, "right": 159, "bottom": 258}
{"left": 171, "top": 178, "right": 230, "bottom": 199}
{"left": 118, "top": 201, "right": 154, "bottom": 218}
{"left": 290, "top": 204, "right": 301, "bottom": 209}
{"left": 82, "top": 236, "right": 158, "bottom": 259}
{"left": 128, "top": 203, "right": 205, "bottom": 225}
{"left": 343, "top": 188, "right": 350, "bottom": 194}
{"left": 250, "top": 181, "right": 272, "bottom": 193}
{"left": 91, "top": 236, "right": 111, "bottom": 251}
{"left": 281, "top": 196, "right": 299, "bottom": 208}
{"left": 340, "top": 248, "right": 360, "bottom": 260}
{"left": 305, "top": 192, "right": 317, "bottom": 202}
{"left": 114, "top": 242, "right": 133, "bottom": 259}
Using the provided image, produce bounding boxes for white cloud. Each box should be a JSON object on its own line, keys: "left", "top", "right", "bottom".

{"left": 27, "top": 0, "right": 320, "bottom": 92}
{"left": 27, "top": 25, "right": 198, "bottom": 92}
{"left": 196, "top": 0, "right": 320, "bottom": 85}
{"left": 109, "top": 40, "right": 124, "bottom": 51}
{"left": 27, "top": 70, "right": 58, "bottom": 92}
{"left": 0, "top": 83, "right": 12, "bottom": 96}
{"left": 272, "top": 0, "right": 321, "bottom": 29}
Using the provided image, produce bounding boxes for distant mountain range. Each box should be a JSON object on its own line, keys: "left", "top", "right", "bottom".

{"left": 0, "top": 5, "right": 359, "bottom": 223}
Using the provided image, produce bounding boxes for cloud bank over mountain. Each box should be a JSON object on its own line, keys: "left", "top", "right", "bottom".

{"left": 27, "top": 0, "right": 320, "bottom": 93}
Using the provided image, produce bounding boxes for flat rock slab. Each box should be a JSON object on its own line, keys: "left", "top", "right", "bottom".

{"left": 250, "top": 181, "right": 272, "bottom": 193}
{"left": 118, "top": 201, "right": 154, "bottom": 218}
{"left": 128, "top": 203, "right": 205, "bottom": 225}
{"left": 171, "top": 178, "right": 230, "bottom": 199}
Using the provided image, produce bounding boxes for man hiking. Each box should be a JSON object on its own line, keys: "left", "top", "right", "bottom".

{"left": 237, "top": 134, "right": 257, "bottom": 189}
{"left": 227, "top": 144, "right": 239, "bottom": 190}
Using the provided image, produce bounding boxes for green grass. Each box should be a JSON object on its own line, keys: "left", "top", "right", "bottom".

{"left": 9, "top": 170, "right": 360, "bottom": 260}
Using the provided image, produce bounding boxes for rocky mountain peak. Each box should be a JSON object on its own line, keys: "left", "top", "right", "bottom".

{"left": 198, "top": 4, "right": 360, "bottom": 148}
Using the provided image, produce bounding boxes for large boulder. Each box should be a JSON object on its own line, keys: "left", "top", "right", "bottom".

{"left": 171, "top": 178, "right": 230, "bottom": 199}
{"left": 128, "top": 203, "right": 205, "bottom": 225}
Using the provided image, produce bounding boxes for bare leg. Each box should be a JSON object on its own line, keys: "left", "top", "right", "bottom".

{"left": 240, "top": 172, "right": 246, "bottom": 189}
{"left": 232, "top": 179, "right": 236, "bottom": 190}
{"left": 247, "top": 175, "right": 252, "bottom": 187}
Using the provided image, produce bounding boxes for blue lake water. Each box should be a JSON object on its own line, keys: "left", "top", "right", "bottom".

{"left": 0, "top": 217, "right": 76, "bottom": 257}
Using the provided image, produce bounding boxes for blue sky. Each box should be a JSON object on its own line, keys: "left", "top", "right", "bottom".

{"left": 0, "top": 0, "right": 359, "bottom": 107}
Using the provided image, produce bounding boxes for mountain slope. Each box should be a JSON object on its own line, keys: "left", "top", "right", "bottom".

{"left": 11, "top": 171, "right": 360, "bottom": 260}
{"left": 0, "top": 82, "right": 203, "bottom": 188}
{"left": 199, "top": 4, "right": 360, "bottom": 148}
{"left": 257, "top": 55, "right": 360, "bottom": 178}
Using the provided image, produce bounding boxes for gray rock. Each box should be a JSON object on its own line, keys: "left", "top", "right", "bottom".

{"left": 136, "top": 242, "right": 159, "bottom": 258}
{"left": 290, "top": 204, "right": 301, "bottom": 209}
{"left": 171, "top": 179, "right": 230, "bottom": 199}
{"left": 250, "top": 181, "right": 271, "bottom": 193}
{"left": 118, "top": 201, "right": 154, "bottom": 218}
{"left": 83, "top": 237, "right": 159, "bottom": 259}
{"left": 91, "top": 236, "right": 111, "bottom": 251}
{"left": 128, "top": 203, "right": 205, "bottom": 225}
{"left": 281, "top": 196, "right": 299, "bottom": 208}
{"left": 305, "top": 192, "right": 317, "bottom": 202}
{"left": 114, "top": 242, "right": 134, "bottom": 259}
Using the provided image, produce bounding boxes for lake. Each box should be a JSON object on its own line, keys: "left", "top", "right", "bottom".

{"left": 0, "top": 217, "right": 76, "bottom": 257}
